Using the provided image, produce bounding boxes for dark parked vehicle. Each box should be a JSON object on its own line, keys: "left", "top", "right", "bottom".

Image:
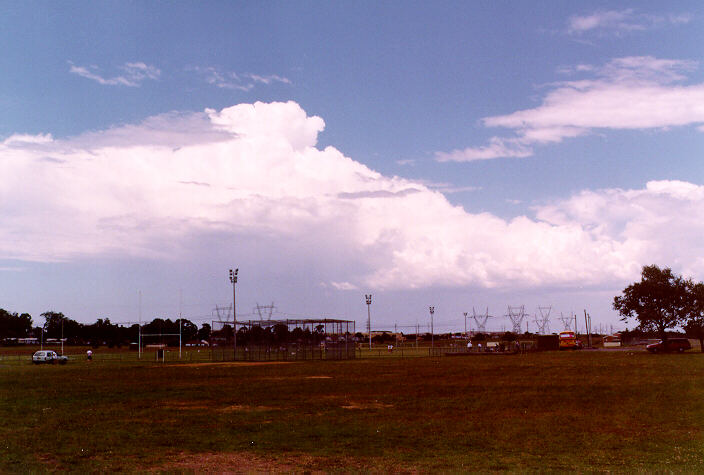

{"left": 646, "top": 338, "right": 691, "bottom": 353}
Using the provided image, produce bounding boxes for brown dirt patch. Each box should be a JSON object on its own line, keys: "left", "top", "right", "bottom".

{"left": 153, "top": 450, "right": 420, "bottom": 473}
{"left": 162, "top": 401, "right": 212, "bottom": 410}
{"left": 260, "top": 375, "right": 332, "bottom": 381}
{"left": 217, "top": 404, "right": 277, "bottom": 413}
{"left": 162, "top": 401, "right": 280, "bottom": 413}
{"left": 36, "top": 453, "right": 64, "bottom": 470}
{"left": 341, "top": 401, "right": 394, "bottom": 410}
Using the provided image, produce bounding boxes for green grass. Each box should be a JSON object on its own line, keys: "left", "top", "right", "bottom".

{"left": 1, "top": 350, "right": 703, "bottom": 472}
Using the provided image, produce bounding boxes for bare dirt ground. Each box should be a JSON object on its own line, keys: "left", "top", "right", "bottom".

{"left": 153, "top": 451, "right": 421, "bottom": 473}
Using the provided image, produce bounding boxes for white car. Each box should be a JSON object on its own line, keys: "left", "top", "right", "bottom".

{"left": 32, "top": 350, "right": 68, "bottom": 364}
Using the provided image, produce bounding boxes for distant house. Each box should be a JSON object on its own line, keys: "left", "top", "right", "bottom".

{"left": 603, "top": 334, "right": 622, "bottom": 348}
{"left": 185, "top": 340, "right": 209, "bottom": 347}
{"left": 2, "top": 337, "right": 39, "bottom": 345}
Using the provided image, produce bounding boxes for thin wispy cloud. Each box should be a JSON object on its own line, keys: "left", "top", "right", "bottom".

{"left": 245, "top": 73, "right": 291, "bottom": 85}
{"left": 436, "top": 137, "right": 532, "bottom": 162}
{"left": 330, "top": 281, "right": 358, "bottom": 291}
{"left": 68, "top": 61, "right": 160, "bottom": 87}
{"left": 439, "top": 56, "right": 704, "bottom": 161}
{"left": 408, "top": 179, "right": 481, "bottom": 194}
{"left": 0, "top": 266, "right": 25, "bottom": 272}
{"left": 193, "top": 67, "right": 291, "bottom": 91}
{"left": 3, "top": 133, "right": 53, "bottom": 146}
{"left": 567, "top": 9, "right": 691, "bottom": 36}
{"left": 337, "top": 188, "right": 421, "bottom": 199}
{"left": 195, "top": 67, "right": 253, "bottom": 91}
{"left": 438, "top": 185, "right": 482, "bottom": 194}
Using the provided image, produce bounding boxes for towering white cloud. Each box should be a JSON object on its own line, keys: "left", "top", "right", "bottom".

{"left": 1, "top": 101, "right": 703, "bottom": 291}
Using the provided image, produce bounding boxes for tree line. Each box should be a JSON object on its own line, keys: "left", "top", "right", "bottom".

{"left": 0, "top": 309, "right": 211, "bottom": 347}
{"left": 6, "top": 265, "right": 702, "bottom": 349}
{"left": 0, "top": 310, "right": 335, "bottom": 347}
{"left": 614, "top": 264, "right": 704, "bottom": 352}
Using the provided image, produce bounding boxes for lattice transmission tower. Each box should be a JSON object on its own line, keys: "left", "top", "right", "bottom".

{"left": 214, "top": 303, "right": 232, "bottom": 321}
{"left": 534, "top": 306, "right": 551, "bottom": 335}
{"left": 471, "top": 307, "right": 492, "bottom": 333}
{"left": 506, "top": 305, "right": 526, "bottom": 334}
{"left": 254, "top": 302, "right": 276, "bottom": 321}
{"left": 559, "top": 312, "right": 574, "bottom": 331}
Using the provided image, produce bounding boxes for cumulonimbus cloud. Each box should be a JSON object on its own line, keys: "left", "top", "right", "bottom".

{"left": 2, "top": 101, "right": 703, "bottom": 290}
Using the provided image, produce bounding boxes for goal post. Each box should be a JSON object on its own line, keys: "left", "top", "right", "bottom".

{"left": 210, "top": 318, "right": 356, "bottom": 361}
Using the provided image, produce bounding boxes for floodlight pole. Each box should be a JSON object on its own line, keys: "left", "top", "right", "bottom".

{"left": 365, "top": 294, "right": 372, "bottom": 350}
{"left": 138, "top": 290, "right": 143, "bottom": 359}
{"left": 229, "top": 268, "right": 238, "bottom": 360}
{"left": 429, "top": 306, "right": 435, "bottom": 350}
{"left": 179, "top": 289, "right": 182, "bottom": 360}
{"left": 584, "top": 309, "right": 589, "bottom": 349}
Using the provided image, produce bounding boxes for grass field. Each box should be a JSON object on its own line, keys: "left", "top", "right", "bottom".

{"left": 1, "top": 349, "right": 703, "bottom": 472}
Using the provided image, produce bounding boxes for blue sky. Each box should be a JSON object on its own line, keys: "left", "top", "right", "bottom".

{"left": 1, "top": 1, "right": 704, "bottom": 334}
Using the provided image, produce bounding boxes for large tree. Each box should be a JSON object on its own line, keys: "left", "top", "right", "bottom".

{"left": 0, "top": 309, "right": 33, "bottom": 339}
{"left": 41, "top": 311, "right": 82, "bottom": 343}
{"left": 613, "top": 265, "right": 688, "bottom": 341}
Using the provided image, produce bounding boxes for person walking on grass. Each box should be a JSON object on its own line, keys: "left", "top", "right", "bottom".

{"left": 86, "top": 349, "right": 92, "bottom": 361}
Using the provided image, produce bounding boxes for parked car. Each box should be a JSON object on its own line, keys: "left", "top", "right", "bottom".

{"left": 32, "top": 350, "right": 68, "bottom": 364}
{"left": 646, "top": 338, "right": 691, "bottom": 353}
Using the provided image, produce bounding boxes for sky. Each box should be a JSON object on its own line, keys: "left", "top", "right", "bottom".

{"left": 1, "top": 1, "right": 704, "bottom": 334}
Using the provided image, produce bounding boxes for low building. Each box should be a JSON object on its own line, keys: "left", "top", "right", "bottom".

{"left": 603, "top": 334, "right": 622, "bottom": 348}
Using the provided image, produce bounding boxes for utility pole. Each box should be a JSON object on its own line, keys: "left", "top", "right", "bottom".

{"left": 229, "top": 269, "right": 238, "bottom": 360}
{"left": 588, "top": 312, "right": 593, "bottom": 348}
{"left": 60, "top": 315, "right": 64, "bottom": 356}
{"left": 429, "top": 306, "right": 435, "bottom": 350}
{"left": 463, "top": 312, "right": 468, "bottom": 338}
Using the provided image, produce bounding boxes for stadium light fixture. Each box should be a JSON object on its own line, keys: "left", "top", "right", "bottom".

{"left": 229, "top": 268, "right": 238, "bottom": 360}
{"left": 365, "top": 294, "right": 372, "bottom": 350}
{"left": 429, "top": 306, "right": 435, "bottom": 350}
